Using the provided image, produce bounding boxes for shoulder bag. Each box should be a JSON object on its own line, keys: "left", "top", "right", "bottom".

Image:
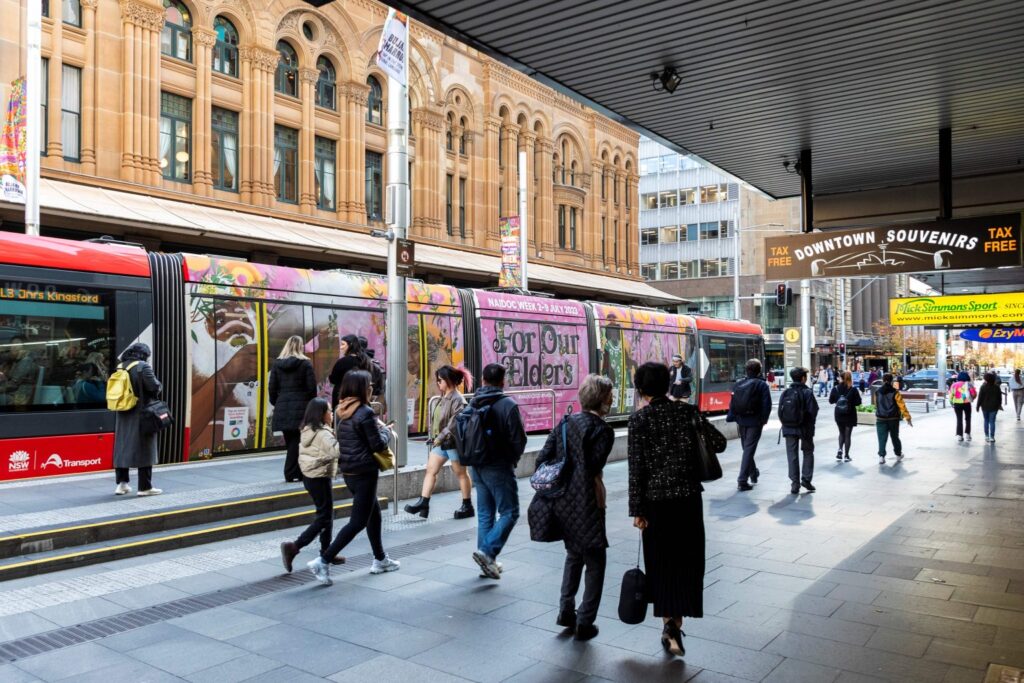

{"left": 618, "top": 531, "right": 648, "bottom": 624}
{"left": 690, "top": 410, "right": 725, "bottom": 482}
{"left": 530, "top": 417, "right": 569, "bottom": 497}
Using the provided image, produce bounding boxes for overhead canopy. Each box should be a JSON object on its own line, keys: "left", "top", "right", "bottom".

{"left": 0, "top": 179, "right": 683, "bottom": 306}
{"left": 389, "top": 0, "right": 1024, "bottom": 199}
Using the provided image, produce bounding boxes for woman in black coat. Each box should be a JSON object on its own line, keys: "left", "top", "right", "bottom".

{"left": 829, "top": 370, "right": 862, "bottom": 462}
{"left": 269, "top": 336, "right": 317, "bottom": 482}
{"left": 329, "top": 334, "right": 369, "bottom": 409}
{"left": 112, "top": 343, "right": 163, "bottom": 496}
{"left": 529, "top": 374, "right": 615, "bottom": 641}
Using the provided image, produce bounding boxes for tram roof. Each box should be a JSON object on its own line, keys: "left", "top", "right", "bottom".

{"left": 388, "top": 0, "right": 1024, "bottom": 200}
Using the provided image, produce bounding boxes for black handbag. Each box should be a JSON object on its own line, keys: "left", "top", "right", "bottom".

{"left": 690, "top": 411, "right": 725, "bottom": 482}
{"left": 140, "top": 399, "right": 173, "bottom": 435}
{"left": 618, "top": 532, "right": 648, "bottom": 624}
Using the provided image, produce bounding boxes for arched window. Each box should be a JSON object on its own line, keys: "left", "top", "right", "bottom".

{"left": 162, "top": 0, "right": 192, "bottom": 61}
{"left": 459, "top": 117, "right": 468, "bottom": 155}
{"left": 315, "top": 56, "right": 336, "bottom": 109}
{"left": 446, "top": 113, "right": 454, "bottom": 151}
{"left": 366, "top": 76, "right": 383, "bottom": 125}
{"left": 570, "top": 161, "right": 577, "bottom": 186}
{"left": 212, "top": 16, "right": 239, "bottom": 77}
{"left": 275, "top": 41, "right": 298, "bottom": 97}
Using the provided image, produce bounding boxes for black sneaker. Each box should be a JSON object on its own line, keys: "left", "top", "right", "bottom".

{"left": 737, "top": 482, "right": 753, "bottom": 492}
{"left": 801, "top": 478, "right": 816, "bottom": 492}
{"left": 556, "top": 608, "right": 577, "bottom": 629}
{"left": 791, "top": 483, "right": 800, "bottom": 494}
{"left": 751, "top": 468, "right": 760, "bottom": 484}
{"left": 575, "top": 623, "right": 599, "bottom": 641}
{"left": 836, "top": 450, "right": 843, "bottom": 461}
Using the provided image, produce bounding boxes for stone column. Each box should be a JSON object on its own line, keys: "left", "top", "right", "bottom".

{"left": 192, "top": 27, "right": 217, "bottom": 196}
{"left": 238, "top": 46, "right": 277, "bottom": 205}
{"left": 118, "top": 0, "right": 164, "bottom": 184}
{"left": 482, "top": 116, "right": 501, "bottom": 245}
{"left": 615, "top": 172, "right": 626, "bottom": 272}
{"left": 343, "top": 82, "right": 369, "bottom": 223}
{"left": 627, "top": 174, "right": 639, "bottom": 274}
{"left": 411, "top": 108, "right": 429, "bottom": 235}
{"left": 80, "top": 0, "right": 99, "bottom": 172}
{"left": 501, "top": 124, "right": 518, "bottom": 218}
{"left": 46, "top": 0, "right": 65, "bottom": 162}
{"left": 298, "top": 67, "right": 319, "bottom": 214}
{"left": 535, "top": 137, "right": 554, "bottom": 257}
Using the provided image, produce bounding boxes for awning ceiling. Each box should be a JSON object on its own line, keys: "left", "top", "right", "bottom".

{"left": 0, "top": 179, "right": 683, "bottom": 305}
{"left": 389, "top": 0, "right": 1024, "bottom": 199}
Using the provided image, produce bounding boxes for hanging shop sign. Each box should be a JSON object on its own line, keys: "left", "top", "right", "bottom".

{"left": 889, "top": 292, "right": 1024, "bottom": 327}
{"left": 498, "top": 216, "right": 522, "bottom": 288}
{"left": 959, "top": 327, "right": 1024, "bottom": 343}
{"left": 765, "top": 213, "right": 1021, "bottom": 279}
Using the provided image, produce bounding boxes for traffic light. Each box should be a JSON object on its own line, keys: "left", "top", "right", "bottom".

{"left": 776, "top": 283, "right": 787, "bottom": 307}
{"left": 839, "top": 343, "right": 846, "bottom": 355}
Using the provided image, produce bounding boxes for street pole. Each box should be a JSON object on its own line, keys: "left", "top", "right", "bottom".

{"left": 839, "top": 278, "right": 847, "bottom": 369}
{"left": 732, "top": 227, "right": 740, "bottom": 320}
{"left": 800, "top": 279, "right": 811, "bottom": 371}
{"left": 25, "top": 0, "right": 42, "bottom": 236}
{"left": 384, "top": 21, "right": 409, "bottom": 512}
{"left": 936, "top": 328, "right": 947, "bottom": 385}
{"left": 518, "top": 150, "right": 528, "bottom": 290}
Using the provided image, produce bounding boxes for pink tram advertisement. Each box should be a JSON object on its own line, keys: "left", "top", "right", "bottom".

{"left": 0, "top": 232, "right": 763, "bottom": 480}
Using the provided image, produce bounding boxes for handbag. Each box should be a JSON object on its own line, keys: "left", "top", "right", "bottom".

{"left": 530, "top": 418, "right": 569, "bottom": 497}
{"left": 140, "top": 399, "right": 173, "bottom": 435}
{"left": 372, "top": 425, "right": 396, "bottom": 471}
{"left": 690, "top": 411, "right": 725, "bottom": 482}
{"left": 618, "top": 531, "right": 648, "bottom": 624}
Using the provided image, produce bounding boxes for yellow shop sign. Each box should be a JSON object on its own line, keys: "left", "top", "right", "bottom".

{"left": 889, "top": 292, "right": 1024, "bottom": 326}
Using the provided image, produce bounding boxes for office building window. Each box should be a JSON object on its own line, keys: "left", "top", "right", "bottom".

{"left": 366, "top": 76, "right": 383, "bottom": 124}
{"left": 162, "top": 0, "right": 191, "bottom": 61}
{"left": 63, "top": 0, "right": 81, "bottom": 26}
{"left": 700, "top": 221, "right": 720, "bottom": 240}
{"left": 210, "top": 107, "right": 238, "bottom": 191}
{"left": 683, "top": 223, "right": 698, "bottom": 241}
{"left": 641, "top": 193, "right": 658, "bottom": 210}
{"left": 316, "top": 56, "right": 336, "bottom": 109}
{"left": 159, "top": 91, "right": 190, "bottom": 180}
{"left": 641, "top": 264, "right": 657, "bottom": 280}
{"left": 680, "top": 188, "right": 696, "bottom": 205}
{"left": 699, "top": 183, "right": 727, "bottom": 203}
{"left": 569, "top": 207, "right": 577, "bottom": 250}
{"left": 662, "top": 262, "right": 680, "bottom": 279}
{"left": 459, "top": 177, "right": 466, "bottom": 237}
{"left": 558, "top": 205, "right": 566, "bottom": 248}
{"left": 275, "top": 41, "right": 298, "bottom": 96}
{"left": 273, "top": 125, "right": 298, "bottom": 202}
{"left": 40, "top": 58, "right": 48, "bottom": 154}
{"left": 640, "top": 228, "right": 658, "bottom": 245}
{"left": 720, "top": 220, "right": 731, "bottom": 238}
{"left": 212, "top": 17, "right": 239, "bottom": 77}
{"left": 658, "top": 191, "right": 677, "bottom": 208}
{"left": 446, "top": 173, "right": 453, "bottom": 236}
{"left": 365, "top": 151, "right": 383, "bottom": 220}
{"left": 314, "top": 136, "right": 336, "bottom": 210}
{"left": 682, "top": 260, "right": 700, "bottom": 278}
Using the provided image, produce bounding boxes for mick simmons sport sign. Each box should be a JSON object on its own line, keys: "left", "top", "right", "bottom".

{"left": 889, "top": 292, "right": 1024, "bottom": 327}
{"left": 765, "top": 214, "right": 1021, "bottom": 279}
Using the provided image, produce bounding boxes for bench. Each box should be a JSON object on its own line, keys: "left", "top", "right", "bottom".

{"left": 900, "top": 390, "right": 945, "bottom": 412}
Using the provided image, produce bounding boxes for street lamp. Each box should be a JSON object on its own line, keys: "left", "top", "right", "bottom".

{"left": 733, "top": 223, "right": 785, "bottom": 320}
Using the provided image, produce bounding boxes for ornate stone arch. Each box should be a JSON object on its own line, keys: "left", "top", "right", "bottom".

{"left": 204, "top": 0, "right": 258, "bottom": 45}
{"left": 552, "top": 123, "right": 592, "bottom": 170}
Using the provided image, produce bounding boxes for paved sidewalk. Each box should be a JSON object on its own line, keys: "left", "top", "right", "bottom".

{"left": 1, "top": 405, "right": 1022, "bottom": 682}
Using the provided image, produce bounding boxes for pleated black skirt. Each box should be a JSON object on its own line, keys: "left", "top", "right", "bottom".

{"left": 642, "top": 494, "right": 705, "bottom": 618}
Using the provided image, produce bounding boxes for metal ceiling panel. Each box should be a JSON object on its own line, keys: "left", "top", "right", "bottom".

{"left": 388, "top": 0, "right": 1024, "bottom": 199}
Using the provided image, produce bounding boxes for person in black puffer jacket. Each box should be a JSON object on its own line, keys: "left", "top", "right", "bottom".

{"left": 269, "top": 336, "right": 318, "bottom": 482}
{"left": 828, "top": 370, "right": 862, "bottom": 462}
{"left": 306, "top": 370, "right": 399, "bottom": 585}
{"left": 528, "top": 375, "right": 615, "bottom": 642}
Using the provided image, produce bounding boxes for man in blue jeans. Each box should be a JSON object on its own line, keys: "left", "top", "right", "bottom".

{"left": 466, "top": 364, "right": 527, "bottom": 580}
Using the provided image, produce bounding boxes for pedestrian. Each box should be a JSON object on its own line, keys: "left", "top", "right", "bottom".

{"left": 829, "top": 370, "right": 862, "bottom": 462}
{"left": 668, "top": 354, "right": 693, "bottom": 402}
{"left": 628, "top": 362, "right": 711, "bottom": 657}
{"left": 977, "top": 372, "right": 1003, "bottom": 443}
{"left": 948, "top": 371, "right": 977, "bottom": 442}
{"left": 307, "top": 370, "right": 399, "bottom": 585}
{"left": 112, "top": 343, "right": 163, "bottom": 497}
{"left": 328, "top": 334, "right": 369, "bottom": 409}
{"left": 826, "top": 365, "right": 835, "bottom": 393}
{"left": 357, "top": 335, "right": 386, "bottom": 410}
{"left": 875, "top": 373, "right": 912, "bottom": 463}
{"left": 269, "top": 335, "right": 318, "bottom": 483}
{"left": 726, "top": 358, "right": 772, "bottom": 491}
{"left": 1009, "top": 368, "right": 1023, "bottom": 421}
{"left": 816, "top": 365, "right": 829, "bottom": 397}
{"left": 466, "top": 363, "right": 527, "bottom": 580}
{"left": 280, "top": 398, "right": 347, "bottom": 572}
{"left": 404, "top": 365, "right": 475, "bottom": 519}
{"left": 766, "top": 369, "right": 775, "bottom": 387}
{"left": 857, "top": 369, "right": 867, "bottom": 393}
{"left": 528, "top": 375, "right": 615, "bottom": 641}
{"left": 779, "top": 367, "right": 819, "bottom": 494}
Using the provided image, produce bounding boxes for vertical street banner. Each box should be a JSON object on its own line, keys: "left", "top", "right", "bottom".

{"left": 0, "top": 77, "right": 27, "bottom": 204}
{"left": 499, "top": 216, "right": 522, "bottom": 288}
{"left": 375, "top": 9, "right": 408, "bottom": 86}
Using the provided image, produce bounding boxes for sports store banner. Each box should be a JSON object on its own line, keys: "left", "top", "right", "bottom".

{"left": 960, "top": 327, "right": 1024, "bottom": 343}
{"left": 765, "top": 214, "right": 1021, "bottom": 279}
{"left": 889, "top": 292, "right": 1024, "bottom": 327}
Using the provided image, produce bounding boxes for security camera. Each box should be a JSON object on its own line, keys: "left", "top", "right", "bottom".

{"left": 370, "top": 229, "right": 394, "bottom": 241}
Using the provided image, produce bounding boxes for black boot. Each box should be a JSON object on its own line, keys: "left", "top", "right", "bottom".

{"left": 453, "top": 499, "right": 475, "bottom": 519}
{"left": 404, "top": 496, "right": 430, "bottom": 518}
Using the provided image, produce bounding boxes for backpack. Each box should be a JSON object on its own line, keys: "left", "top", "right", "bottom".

{"left": 453, "top": 401, "right": 497, "bottom": 467}
{"left": 777, "top": 387, "right": 805, "bottom": 427}
{"left": 530, "top": 418, "right": 569, "bottom": 497}
{"left": 729, "top": 378, "right": 759, "bottom": 417}
{"left": 369, "top": 359, "right": 386, "bottom": 397}
{"left": 876, "top": 389, "right": 898, "bottom": 419}
{"left": 835, "top": 388, "right": 852, "bottom": 416}
{"left": 106, "top": 361, "right": 141, "bottom": 411}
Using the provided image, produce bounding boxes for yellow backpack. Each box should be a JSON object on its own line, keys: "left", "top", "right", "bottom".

{"left": 106, "top": 361, "right": 141, "bottom": 411}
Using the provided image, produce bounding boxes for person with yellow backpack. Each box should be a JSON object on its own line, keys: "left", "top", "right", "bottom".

{"left": 107, "top": 343, "right": 163, "bottom": 496}
{"left": 948, "top": 371, "right": 977, "bottom": 443}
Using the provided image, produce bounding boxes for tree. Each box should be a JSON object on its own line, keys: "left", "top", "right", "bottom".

{"left": 872, "top": 321, "right": 937, "bottom": 371}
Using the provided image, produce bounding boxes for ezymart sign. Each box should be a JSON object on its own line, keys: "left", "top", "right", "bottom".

{"left": 889, "top": 292, "right": 1024, "bottom": 326}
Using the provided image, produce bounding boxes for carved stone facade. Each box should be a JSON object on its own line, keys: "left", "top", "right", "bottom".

{"left": 0, "top": 0, "right": 639, "bottom": 275}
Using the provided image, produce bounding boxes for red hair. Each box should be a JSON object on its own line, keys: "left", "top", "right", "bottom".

{"left": 436, "top": 365, "right": 473, "bottom": 392}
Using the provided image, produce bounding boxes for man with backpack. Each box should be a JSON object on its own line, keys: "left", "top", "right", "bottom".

{"left": 726, "top": 359, "right": 773, "bottom": 491}
{"left": 876, "top": 373, "right": 912, "bottom": 463}
{"left": 779, "top": 367, "right": 819, "bottom": 495}
{"left": 455, "top": 363, "right": 527, "bottom": 579}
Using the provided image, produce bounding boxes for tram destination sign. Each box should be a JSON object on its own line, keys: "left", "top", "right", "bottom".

{"left": 765, "top": 213, "right": 1021, "bottom": 279}
{"left": 889, "top": 292, "right": 1024, "bottom": 327}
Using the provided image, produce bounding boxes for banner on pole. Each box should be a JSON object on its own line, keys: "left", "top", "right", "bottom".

{"left": 375, "top": 9, "right": 408, "bottom": 86}
{"left": 0, "top": 77, "right": 27, "bottom": 204}
{"left": 498, "top": 216, "right": 522, "bottom": 288}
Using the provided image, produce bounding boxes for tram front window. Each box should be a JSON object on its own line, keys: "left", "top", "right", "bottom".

{"left": 704, "top": 335, "right": 748, "bottom": 389}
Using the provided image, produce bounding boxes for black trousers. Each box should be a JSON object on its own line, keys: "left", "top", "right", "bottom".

{"left": 954, "top": 403, "right": 972, "bottom": 436}
{"left": 115, "top": 466, "right": 152, "bottom": 490}
{"left": 560, "top": 547, "right": 606, "bottom": 626}
{"left": 322, "top": 470, "right": 385, "bottom": 562}
{"left": 837, "top": 424, "right": 854, "bottom": 457}
{"left": 737, "top": 424, "right": 763, "bottom": 485}
{"left": 296, "top": 476, "right": 334, "bottom": 553}
{"left": 282, "top": 429, "right": 302, "bottom": 481}
{"left": 785, "top": 435, "right": 814, "bottom": 484}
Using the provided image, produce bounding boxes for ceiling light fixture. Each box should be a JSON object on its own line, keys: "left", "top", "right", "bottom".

{"left": 650, "top": 66, "right": 681, "bottom": 94}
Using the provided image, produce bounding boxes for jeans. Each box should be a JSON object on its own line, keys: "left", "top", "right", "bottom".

{"left": 1013, "top": 390, "right": 1023, "bottom": 419}
{"left": 560, "top": 547, "right": 606, "bottom": 626}
{"left": 876, "top": 420, "right": 902, "bottom": 457}
{"left": 282, "top": 429, "right": 301, "bottom": 481}
{"left": 953, "top": 403, "right": 972, "bottom": 436}
{"left": 785, "top": 435, "right": 814, "bottom": 484}
{"left": 837, "top": 424, "right": 854, "bottom": 458}
{"left": 322, "top": 470, "right": 385, "bottom": 562}
{"left": 982, "top": 410, "right": 998, "bottom": 439}
{"left": 737, "top": 424, "right": 763, "bottom": 485}
{"left": 115, "top": 466, "right": 152, "bottom": 490}
{"left": 471, "top": 464, "right": 520, "bottom": 559}
{"left": 296, "top": 476, "right": 333, "bottom": 553}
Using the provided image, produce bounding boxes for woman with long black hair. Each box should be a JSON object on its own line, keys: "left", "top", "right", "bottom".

{"left": 328, "top": 334, "right": 370, "bottom": 409}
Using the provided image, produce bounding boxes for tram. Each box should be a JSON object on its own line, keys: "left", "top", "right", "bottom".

{"left": 0, "top": 232, "right": 763, "bottom": 480}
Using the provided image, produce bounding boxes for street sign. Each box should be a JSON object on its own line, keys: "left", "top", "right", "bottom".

{"left": 783, "top": 326, "right": 801, "bottom": 369}
{"left": 396, "top": 238, "right": 415, "bottom": 277}
{"left": 889, "top": 291, "right": 1024, "bottom": 326}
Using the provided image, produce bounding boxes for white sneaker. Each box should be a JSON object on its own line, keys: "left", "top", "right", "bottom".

{"left": 114, "top": 482, "right": 131, "bottom": 496}
{"left": 878, "top": 456, "right": 886, "bottom": 464}
{"left": 472, "top": 550, "right": 501, "bottom": 579}
{"left": 136, "top": 488, "right": 162, "bottom": 497}
{"left": 479, "top": 561, "right": 503, "bottom": 579}
{"left": 957, "top": 435, "right": 964, "bottom": 442}
{"left": 966, "top": 434, "right": 972, "bottom": 442}
{"left": 307, "top": 557, "right": 332, "bottom": 585}
{"left": 370, "top": 556, "right": 401, "bottom": 574}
